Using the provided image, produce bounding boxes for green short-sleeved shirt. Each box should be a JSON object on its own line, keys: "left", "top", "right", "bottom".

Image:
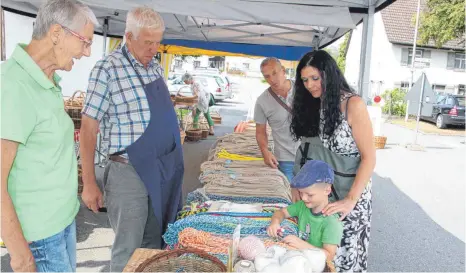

{"left": 287, "top": 201, "right": 343, "bottom": 248}
{"left": 1, "top": 44, "right": 79, "bottom": 241}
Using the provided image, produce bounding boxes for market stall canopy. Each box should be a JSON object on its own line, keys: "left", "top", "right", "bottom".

{"left": 2, "top": 0, "right": 394, "bottom": 60}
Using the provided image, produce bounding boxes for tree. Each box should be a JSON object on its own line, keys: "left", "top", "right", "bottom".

{"left": 337, "top": 32, "right": 351, "bottom": 73}
{"left": 417, "top": 0, "right": 465, "bottom": 48}
{"left": 324, "top": 47, "right": 338, "bottom": 60}
{"left": 381, "top": 88, "right": 407, "bottom": 117}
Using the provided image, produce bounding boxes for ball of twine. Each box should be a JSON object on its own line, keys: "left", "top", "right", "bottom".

{"left": 238, "top": 235, "right": 266, "bottom": 260}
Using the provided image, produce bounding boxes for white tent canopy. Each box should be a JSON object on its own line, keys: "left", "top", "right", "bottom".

{"left": 1, "top": 0, "right": 394, "bottom": 98}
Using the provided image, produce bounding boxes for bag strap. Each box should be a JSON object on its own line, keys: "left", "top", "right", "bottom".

{"left": 298, "top": 142, "right": 310, "bottom": 167}
{"left": 344, "top": 94, "right": 356, "bottom": 121}
{"left": 268, "top": 88, "right": 292, "bottom": 114}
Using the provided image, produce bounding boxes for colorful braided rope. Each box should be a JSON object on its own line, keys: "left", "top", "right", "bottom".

{"left": 163, "top": 213, "right": 298, "bottom": 246}
{"left": 185, "top": 190, "right": 292, "bottom": 206}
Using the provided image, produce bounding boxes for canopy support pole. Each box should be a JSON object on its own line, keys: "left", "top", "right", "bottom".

{"left": 1, "top": 7, "right": 5, "bottom": 61}
{"left": 358, "top": 3, "right": 375, "bottom": 101}
{"left": 102, "top": 17, "right": 109, "bottom": 57}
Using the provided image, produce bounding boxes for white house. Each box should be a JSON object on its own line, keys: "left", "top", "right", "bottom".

{"left": 345, "top": 0, "right": 465, "bottom": 97}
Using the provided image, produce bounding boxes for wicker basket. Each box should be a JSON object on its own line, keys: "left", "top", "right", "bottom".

{"left": 65, "top": 91, "right": 86, "bottom": 130}
{"left": 134, "top": 248, "right": 227, "bottom": 272}
{"left": 175, "top": 96, "right": 198, "bottom": 104}
{"left": 200, "top": 121, "right": 209, "bottom": 139}
{"left": 374, "top": 136, "right": 387, "bottom": 149}
{"left": 186, "top": 128, "right": 202, "bottom": 142}
{"left": 210, "top": 111, "right": 222, "bottom": 124}
{"left": 201, "top": 130, "right": 209, "bottom": 139}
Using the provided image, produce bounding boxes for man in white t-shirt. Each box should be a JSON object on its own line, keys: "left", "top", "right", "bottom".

{"left": 254, "top": 57, "right": 300, "bottom": 200}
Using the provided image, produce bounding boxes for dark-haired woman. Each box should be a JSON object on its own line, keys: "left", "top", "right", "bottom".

{"left": 290, "top": 50, "right": 376, "bottom": 272}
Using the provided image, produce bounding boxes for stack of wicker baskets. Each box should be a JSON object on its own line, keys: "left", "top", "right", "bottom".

{"left": 173, "top": 96, "right": 198, "bottom": 107}
{"left": 200, "top": 118, "right": 209, "bottom": 139}
{"left": 77, "top": 165, "right": 83, "bottom": 195}
{"left": 186, "top": 128, "right": 202, "bottom": 142}
{"left": 65, "top": 91, "right": 86, "bottom": 195}
{"left": 211, "top": 111, "right": 222, "bottom": 124}
{"left": 64, "top": 91, "right": 86, "bottom": 130}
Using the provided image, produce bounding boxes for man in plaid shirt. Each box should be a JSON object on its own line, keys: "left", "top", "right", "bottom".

{"left": 80, "top": 7, "right": 184, "bottom": 272}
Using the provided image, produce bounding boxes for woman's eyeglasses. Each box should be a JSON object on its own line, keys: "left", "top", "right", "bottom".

{"left": 61, "top": 25, "right": 92, "bottom": 49}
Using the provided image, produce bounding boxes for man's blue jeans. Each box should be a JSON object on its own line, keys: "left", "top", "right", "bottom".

{"left": 278, "top": 161, "right": 295, "bottom": 182}
{"left": 29, "top": 220, "right": 76, "bottom": 272}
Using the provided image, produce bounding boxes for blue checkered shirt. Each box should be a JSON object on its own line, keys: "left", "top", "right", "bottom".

{"left": 82, "top": 45, "right": 164, "bottom": 155}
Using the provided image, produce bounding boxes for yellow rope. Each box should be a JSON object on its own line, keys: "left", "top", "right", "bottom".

{"left": 217, "top": 149, "right": 263, "bottom": 161}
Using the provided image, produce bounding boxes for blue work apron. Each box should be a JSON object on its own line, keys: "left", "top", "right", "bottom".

{"left": 117, "top": 50, "right": 184, "bottom": 245}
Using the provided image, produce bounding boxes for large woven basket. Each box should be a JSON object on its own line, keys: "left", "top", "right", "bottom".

{"left": 186, "top": 128, "right": 202, "bottom": 142}
{"left": 134, "top": 248, "right": 227, "bottom": 272}
{"left": 374, "top": 136, "right": 387, "bottom": 149}
{"left": 65, "top": 90, "right": 86, "bottom": 130}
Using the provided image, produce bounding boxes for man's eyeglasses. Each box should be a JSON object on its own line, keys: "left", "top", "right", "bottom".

{"left": 61, "top": 25, "right": 92, "bottom": 49}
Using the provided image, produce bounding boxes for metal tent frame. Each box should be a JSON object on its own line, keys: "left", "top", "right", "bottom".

{"left": 2, "top": 0, "right": 396, "bottom": 98}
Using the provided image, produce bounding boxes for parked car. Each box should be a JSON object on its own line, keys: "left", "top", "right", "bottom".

{"left": 168, "top": 75, "right": 224, "bottom": 103}
{"left": 167, "top": 77, "right": 189, "bottom": 94}
{"left": 421, "top": 94, "right": 465, "bottom": 129}
{"left": 194, "top": 75, "right": 227, "bottom": 102}
{"left": 168, "top": 72, "right": 185, "bottom": 82}
{"left": 191, "top": 72, "right": 232, "bottom": 101}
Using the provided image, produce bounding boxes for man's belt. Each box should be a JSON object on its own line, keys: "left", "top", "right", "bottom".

{"left": 109, "top": 155, "right": 129, "bottom": 165}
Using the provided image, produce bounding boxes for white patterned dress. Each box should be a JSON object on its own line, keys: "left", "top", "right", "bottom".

{"left": 319, "top": 92, "right": 372, "bottom": 272}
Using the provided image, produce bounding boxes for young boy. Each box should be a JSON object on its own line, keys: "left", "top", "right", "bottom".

{"left": 267, "top": 160, "right": 343, "bottom": 259}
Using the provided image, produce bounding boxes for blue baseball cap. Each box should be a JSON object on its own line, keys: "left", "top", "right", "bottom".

{"left": 290, "top": 160, "right": 334, "bottom": 189}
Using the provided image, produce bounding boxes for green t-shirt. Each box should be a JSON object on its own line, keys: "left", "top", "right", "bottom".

{"left": 287, "top": 201, "right": 343, "bottom": 248}
{"left": 1, "top": 44, "right": 79, "bottom": 241}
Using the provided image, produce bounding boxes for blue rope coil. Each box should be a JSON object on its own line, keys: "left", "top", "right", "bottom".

{"left": 186, "top": 190, "right": 292, "bottom": 206}
{"left": 163, "top": 213, "right": 298, "bottom": 246}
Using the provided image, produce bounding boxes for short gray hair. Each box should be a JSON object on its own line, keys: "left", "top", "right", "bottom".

{"left": 32, "top": 0, "right": 99, "bottom": 40}
{"left": 182, "top": 73, "right": 193, "bottom": 82}
{"left": 260, "top": 57, "right": 282, "bottom": 69}
{"left": 125, "top": 7, "right": 165, "bottom": 38}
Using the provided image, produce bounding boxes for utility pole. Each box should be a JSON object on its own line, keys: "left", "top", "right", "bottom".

{"left": 406, "top": 0, "right": 422, "bottom": 122}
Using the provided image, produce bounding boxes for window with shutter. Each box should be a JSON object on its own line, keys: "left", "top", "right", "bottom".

{"left": 401, "top": 48, "right": 409, "bottom": 66}
{"left": 447, "top": 52, "right": 455, "bottom": 69}
{"left": 400, "top": 82, "right": 410, "bottom": 92}
{"left": 423, "top": 50, "right": 431, "bottom": 67}
{"left": 454, "top": 53, "right": 465, "bottom": 70}
{"left": 432, "top": 84, "right": 446, "bottom": 93}
{"left": 458, "top": 85, "right": 465, "bottom": 95}
{"left": 406, "top": 48, "right": 424, "bottom": 66}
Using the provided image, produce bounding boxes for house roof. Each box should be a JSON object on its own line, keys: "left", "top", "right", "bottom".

{"left": 2, "top": 0, "right": 395, "bottom": 60}
{"left": 381, "top": 0, "right": 464, "bottom": 50}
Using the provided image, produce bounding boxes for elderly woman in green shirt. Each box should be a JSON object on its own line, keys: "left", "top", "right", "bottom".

{"left": 0, "top": 0, "right": 98, "bottom": 271}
